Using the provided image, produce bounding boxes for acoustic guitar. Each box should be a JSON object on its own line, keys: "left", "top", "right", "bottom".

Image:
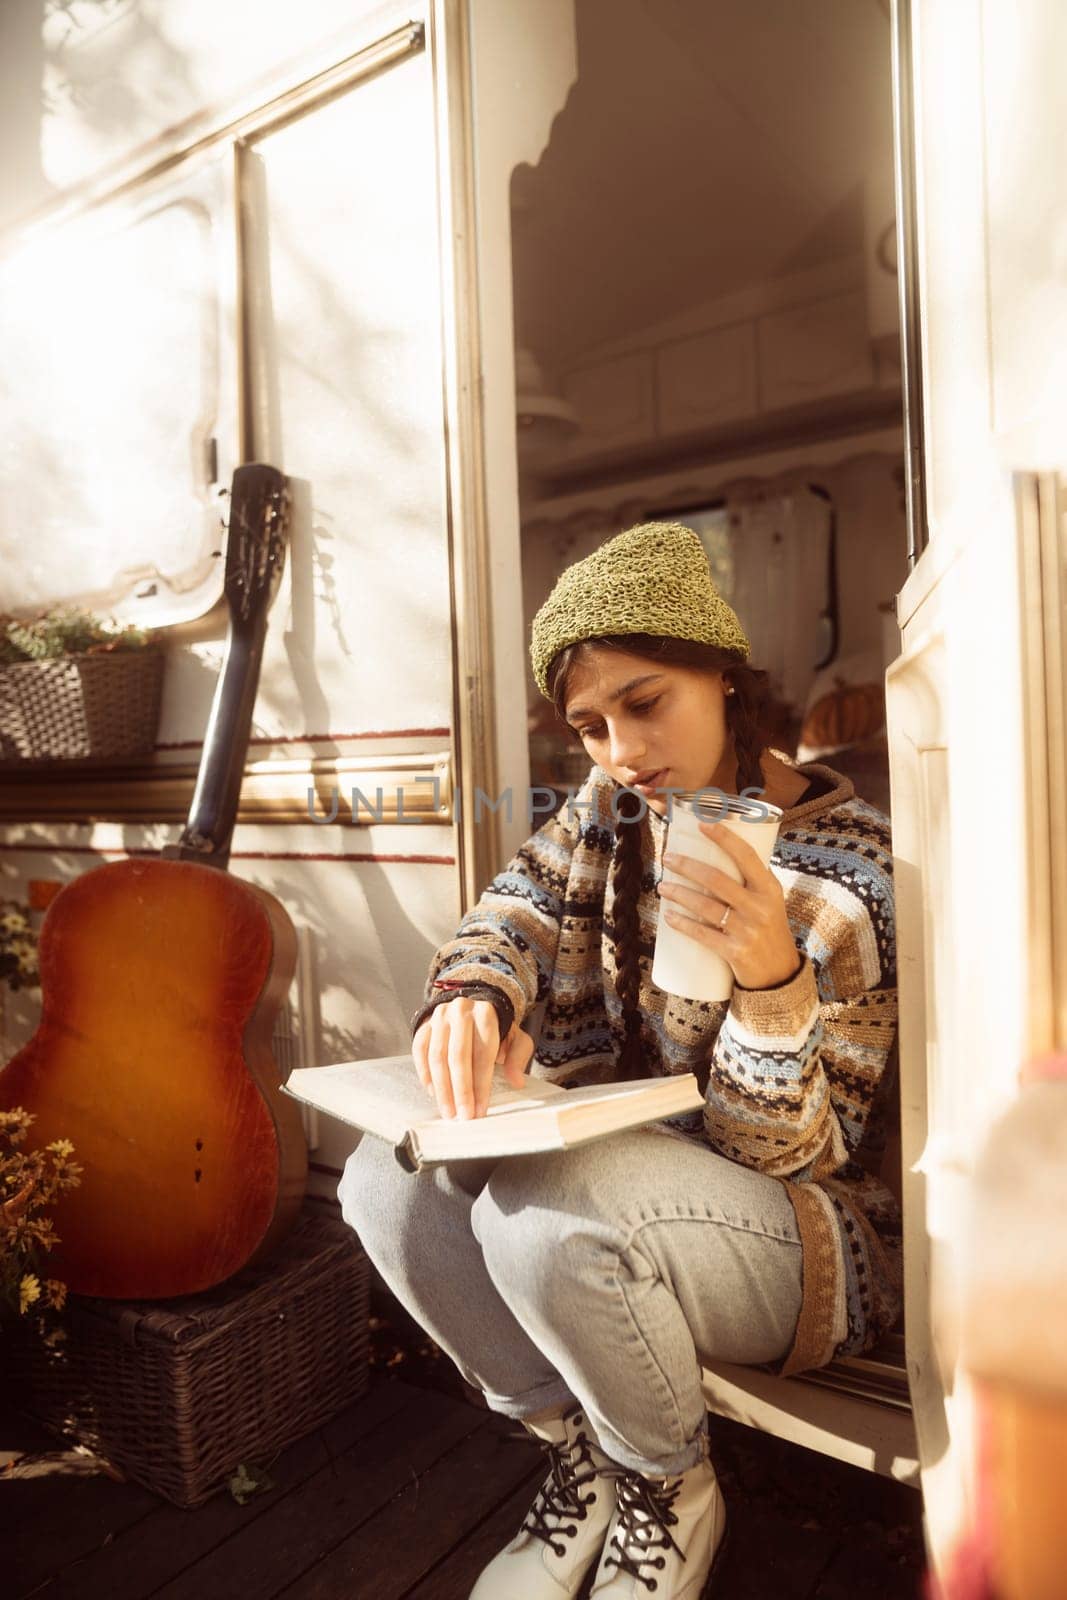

{"left": 0, "top": 464, "right": 307, "bottom": 1297}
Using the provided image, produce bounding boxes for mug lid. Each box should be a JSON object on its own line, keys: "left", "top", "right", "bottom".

{"left": 672, "top": 791, "right": 783, "bottom": 822}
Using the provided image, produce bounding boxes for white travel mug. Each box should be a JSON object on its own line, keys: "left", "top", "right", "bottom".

{"left": 651, "top": 794, "right": 783, "bottom": 1003}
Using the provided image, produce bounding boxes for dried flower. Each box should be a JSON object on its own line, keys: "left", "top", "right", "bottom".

{"left": 0, "top": 899, "right": 38, "bottom": 993}
{"left": 1, "top": 1107, "right": 80, "bottom": 1338}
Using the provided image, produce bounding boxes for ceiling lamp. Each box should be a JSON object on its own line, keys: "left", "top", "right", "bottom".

{"left": 515, "top": 345, "right": 579, "bottom": 461}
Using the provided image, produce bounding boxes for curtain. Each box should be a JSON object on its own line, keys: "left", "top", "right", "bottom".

{"left": 691, "top": 487, "right": 831, "bottom": 713}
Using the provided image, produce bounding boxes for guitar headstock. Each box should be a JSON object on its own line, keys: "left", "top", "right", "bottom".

{"left": 223, "top": 463, "right": 290, "bottom": 625}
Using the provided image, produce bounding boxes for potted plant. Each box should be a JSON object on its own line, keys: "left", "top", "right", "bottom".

{"left": 0, "top": 607, "right": 164, "bottom": 763}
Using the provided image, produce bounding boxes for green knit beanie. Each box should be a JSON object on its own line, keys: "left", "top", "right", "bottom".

{"left": 529, "top": 521, "right": 750, "bottom": 698}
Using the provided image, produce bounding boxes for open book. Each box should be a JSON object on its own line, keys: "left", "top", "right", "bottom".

{"left": 282, "top": 1055, "right": 704, "bottom": 1171}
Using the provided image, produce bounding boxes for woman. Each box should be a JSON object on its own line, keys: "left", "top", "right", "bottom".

{"left": 339, "top": 522, "right": 901, "bottom": 1600}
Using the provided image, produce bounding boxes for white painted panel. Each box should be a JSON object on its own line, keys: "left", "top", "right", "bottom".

{"left": 981, "top": 0, "right": 1067, "bottom": 464}
{"left": 886, "top": 515, "right": 1034, "bottom": 1581}
{"left": 560, "top": 352, "right": 655, "bottom": 450}
{"left": 909, "top": 0, "right": 989, "bottom": 550}
{"left": 247, "top": 47, "right": 450, "bottom": 739}
{"left": 893, "top": 2, "right": 1067, "bottom": 1574}
{"left": 242, "top": 847, "right": 460, "bottom": 1178}
{"left": 151, "top": 46, "right": 453, "bottom": 748}
{"left": 701, "top": 1360, "right": 919, "bottom": 1485}
{"left": 655, "top": 322, "right": 758, "bottom": 434}
{"left": 756, "top": 289, "right": 873, "bottom": 410}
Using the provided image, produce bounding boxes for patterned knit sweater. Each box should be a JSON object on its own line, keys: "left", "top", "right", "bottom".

{"left": 423, "top": 760, "right": 903, "bottom": 1376}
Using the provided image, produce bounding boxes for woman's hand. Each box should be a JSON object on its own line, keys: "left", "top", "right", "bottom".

{"left": 413, "top": 997, "right": 534, "bottom": 1120}
{"left": 657, "top": 820, "right": 802, "bottom": 991}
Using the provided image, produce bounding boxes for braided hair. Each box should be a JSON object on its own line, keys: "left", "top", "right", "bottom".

{"left": 547, "top": 634, "right": 775, "bottom": 1078}
{"left": 610, "top": 785, "right": 646, "bottom": 1077}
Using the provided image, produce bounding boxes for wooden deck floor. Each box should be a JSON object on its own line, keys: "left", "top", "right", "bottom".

{"left": 3, "top": 1374, "right": 926, "bottom": 1600}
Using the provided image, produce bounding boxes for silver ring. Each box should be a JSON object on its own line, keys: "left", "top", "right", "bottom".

{"left": 718, "top": 906, "right": 732, "bottom": 933}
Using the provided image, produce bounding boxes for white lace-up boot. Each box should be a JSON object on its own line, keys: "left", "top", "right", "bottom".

{"left": 588, "top": 1441, "right": 728, "bottom": 1599}
{"left": 468, "top": 1406, "right": 617, "bottom": 1599}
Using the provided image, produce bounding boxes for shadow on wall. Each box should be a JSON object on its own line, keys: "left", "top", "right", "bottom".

{"left": 0, "top": 0, "right": 201, "bottom": 229}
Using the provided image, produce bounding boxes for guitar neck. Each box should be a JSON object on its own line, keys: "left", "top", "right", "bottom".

{"left": 163, "top": 462, "right": 288, "bottom": 872}
{"left": 169, "top": 620, "right": 267, "bottom": 869}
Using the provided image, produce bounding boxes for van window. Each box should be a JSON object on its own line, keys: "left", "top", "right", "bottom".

{"left": 651, "top": 490, "right": 837, "bottom": 707}
{"left": 0, "top": 168, "right": 228, "bottom": 624}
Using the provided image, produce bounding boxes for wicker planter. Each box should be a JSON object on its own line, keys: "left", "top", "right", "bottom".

{"left": 0, "top": 647, "right": 164, "bottom": 764}
{"left": 4, "top": 1201, "right": 371, "bottom": 1507}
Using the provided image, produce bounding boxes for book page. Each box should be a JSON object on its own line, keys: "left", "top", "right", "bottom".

{"left": 535, "top": 1076, "right": 683, "bottom": 1109}
{"left": 413, "top": 1073, "right": 703, "bottom": 1165}
{"left": 283, "top": 1055, "right": 569, "bottom": 1140}
{"left": 284, "top": 1058, "right": 701, "bottom": 1154}
{"left": 480, "top": 1075, "right": 568, "bottom": 1116}
{"left": 480, "top": 1075, "right": 682, "bottom": 1118}
{"left": 284, "top": 1056, "right": 429, "bottom": 1140}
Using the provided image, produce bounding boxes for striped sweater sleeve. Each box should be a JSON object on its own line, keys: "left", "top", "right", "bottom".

{"left": 702, "top": 845, "right": 898, "bottom": 1182}
{"left": 424, "top": 802, "right": 578, "bottom": 1026}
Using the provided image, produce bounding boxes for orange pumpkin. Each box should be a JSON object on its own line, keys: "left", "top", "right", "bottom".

{"left": 801, "top": 678, "right": 885, "bottom": 749}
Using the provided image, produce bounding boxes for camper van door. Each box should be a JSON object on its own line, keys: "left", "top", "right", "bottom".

{"left": 888, "top": 0, "right": 1067, "bottom": 1585}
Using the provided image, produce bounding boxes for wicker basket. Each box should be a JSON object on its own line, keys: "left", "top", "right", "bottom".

{"left": 5, "top": 1201, "right": 371, "bottom": 1507}
{"left": 0, "top": 647, "right": 164, "bottom": 764}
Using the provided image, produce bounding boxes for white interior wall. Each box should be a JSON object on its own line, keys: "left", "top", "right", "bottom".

{"left": 510, "top": 0, "right": 906, "bottom": 740}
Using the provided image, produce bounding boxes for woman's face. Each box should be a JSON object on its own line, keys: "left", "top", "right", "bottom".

{"left": 562, "top": 647, "right": 738, "bottom": 817}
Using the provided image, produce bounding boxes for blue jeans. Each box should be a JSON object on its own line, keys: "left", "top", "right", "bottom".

{"left": 338, "top": 1125, "right": 804, "bottom": 1476}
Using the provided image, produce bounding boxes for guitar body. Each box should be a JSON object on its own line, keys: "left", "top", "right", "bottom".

{"left": 0, "top": 856, "right": 307, "bottom": 1296}
{"left": 0, "top": 465, "right": 309, "bottom": 1298}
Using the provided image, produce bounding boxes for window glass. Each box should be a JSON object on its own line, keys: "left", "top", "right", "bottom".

{"left": 673, "top": 505, "right": 735, "bottom": 599}
{"left": 652, "top": 494, "right": 835, "bottom": 711}
{"left": 0, "top": 165, "right": 231, "bottom": 623}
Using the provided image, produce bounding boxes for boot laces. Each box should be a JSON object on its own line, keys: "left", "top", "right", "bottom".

{"left": 602, "top": 1471, "right": 685, "bottom": 1591}
{"left": 521, "top": 1413, "right": 602, "bottom": 1559}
